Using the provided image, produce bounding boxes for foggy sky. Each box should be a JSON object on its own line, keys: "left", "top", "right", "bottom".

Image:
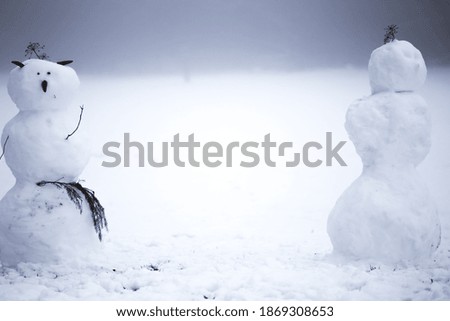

{"left": 0, "top": 0, "right": 449, "bottom": 74}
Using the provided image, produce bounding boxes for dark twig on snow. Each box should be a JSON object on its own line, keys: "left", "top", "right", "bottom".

{"left": 25, "top": 42, "right": 49, "bottom": 60}
{"left": 36, "top": 180, "right": 108, "bottom": 241}
{"left": 66, "top": 105, "right": 84, "bottom": 140}
{"left": 0, "top": 135, "right": 9, "bottom": 161}
{"left": 384, "top": 24, "right": 398, "bottom": 44}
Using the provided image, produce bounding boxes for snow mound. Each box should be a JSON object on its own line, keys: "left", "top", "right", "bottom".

{"left": 369, "top": 40, "right": 427, "bottom": 94}
{"left": 328, "top": 167, "right": 440, "bottom": 263}
{"left": 0, "top": 183, "right": 100, "bottom": 266}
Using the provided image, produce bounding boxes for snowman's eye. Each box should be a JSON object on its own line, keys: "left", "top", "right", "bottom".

{"left": 37, "top": 72, "right": 40, "bottom": 75}
{"left": 47, "top": 72, "right": 51, "bottom": 75}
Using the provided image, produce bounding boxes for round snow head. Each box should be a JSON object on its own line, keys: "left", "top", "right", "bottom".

{"left": 368, "top": 40, "right": 427, "bottom": 94}
{"left": 7, "top": 59, "right": 80, "bottom": 111}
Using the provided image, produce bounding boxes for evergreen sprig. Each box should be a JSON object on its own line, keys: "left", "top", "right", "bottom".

{"left": 36, "top": 180, "right": 108, "bottom": 241}
{"left": 384, "top": 24, "right": 398, "bottom": 44}
{"left": 25, "top": 42, "right": 49, "bottom": 60}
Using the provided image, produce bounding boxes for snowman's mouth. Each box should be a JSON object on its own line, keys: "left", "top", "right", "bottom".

{"left": 41, "top": 80, "right": 48, "bottom": 93}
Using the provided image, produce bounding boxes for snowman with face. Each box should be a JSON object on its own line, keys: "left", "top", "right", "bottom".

{"left": 327, "top": 39, "right": 441, "bottom": 264}
{"left": 0, "top": 59, "right": 106, "bottom": 266}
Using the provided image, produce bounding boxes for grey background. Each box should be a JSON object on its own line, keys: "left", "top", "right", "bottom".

{"left": 0, "top": 0, "right": 449, "bottom": 74}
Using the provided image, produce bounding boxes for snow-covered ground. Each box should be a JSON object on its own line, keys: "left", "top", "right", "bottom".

{"left": 0, "top": 68, "right": 449, "bottom": 300}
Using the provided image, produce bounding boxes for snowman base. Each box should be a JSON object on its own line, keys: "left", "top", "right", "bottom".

{"left": 328, "top": 167, "right": 441, "bottom": 264}
{"left": 0, "top": 181, "right": 107, "bottom": 266}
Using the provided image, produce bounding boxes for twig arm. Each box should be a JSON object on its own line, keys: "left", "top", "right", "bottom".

{"left": 0, "top": 135, "right": 10, "bottom": 161}
{"left": 66, "top": 105, "right": 85, "bottom": 140}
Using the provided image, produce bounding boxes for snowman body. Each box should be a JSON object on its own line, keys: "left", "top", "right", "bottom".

{"left": 328, "top": 40, "right": 441, "bottom": 264}
{"left": 0, "top": 59, "right": 97, "bottom": 266}
{"left": 2, "top": 109, "right": 88, "bottom": 183}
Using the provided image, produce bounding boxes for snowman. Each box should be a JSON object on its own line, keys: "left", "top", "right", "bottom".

{"left": 0, "top": 59, "right": 107, "bottom": 266}
{"left": 327, "top": 39, "right": 441, "bottom": 264}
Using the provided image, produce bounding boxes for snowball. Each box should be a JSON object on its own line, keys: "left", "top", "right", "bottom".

{"left": 7, "top": 59, "right": 80, "bottom": 111}
{"left": 345, "top": 92, "right": 431, "bottom": 167}
{"left": 368, "top": 40, "right": 427, "bottom": 94}
{"left": 0, "top": 182, "right": 99, "bottom": 266}
{"left": 327, "top": 168, "right": 440, "bottom": 263}
{"left": 1, "top": 109, "right": 90, "bottom": 183}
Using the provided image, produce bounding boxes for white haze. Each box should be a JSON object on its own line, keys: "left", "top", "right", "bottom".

{"left": 0, "top": 0, "right": 449, "bottom": 74}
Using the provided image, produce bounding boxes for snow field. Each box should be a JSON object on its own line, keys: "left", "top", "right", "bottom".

{"left": 0, "top": 68, "right": 449, "bottom": 299}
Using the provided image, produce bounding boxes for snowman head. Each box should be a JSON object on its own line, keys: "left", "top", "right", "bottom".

{"left": 7, "top": 59, "right": 80, "bottom": 111}
{"left": 368, "top": 40, "right": 427, "bottom": 94}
